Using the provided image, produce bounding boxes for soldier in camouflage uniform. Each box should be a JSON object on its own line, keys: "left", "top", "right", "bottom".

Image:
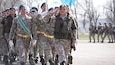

{"left": 30, "top": 7, "right": 47, "bottom": 65}
{"left": 101, "top": 23, "right": 109, "bottom": 43}
{"left": 89, "top": 24, "right": 96, "bottom": 43}
{"left": 43, "top": 8, "right": 56, "bottom": 65}
{"left": 44, "top": 5, "right": 77, "bottom": 65}
{"left": 97, "top": 22, "right": 103, "bottom": 42}
{"left": 107, "top": 23, "right": 113, "bottom": 43}
{"left": 0, "top": 10, "right": 9, "bottom": 65}
{"left": 9, "top": 5, "right": 37, "bottom": 65}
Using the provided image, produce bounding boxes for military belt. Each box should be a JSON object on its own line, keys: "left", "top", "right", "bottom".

{"left": 45, "top": 34, "right": 54, "bottom": 38}
{"left": 37, "top": 31, "right": 45, "bottom": 35}
{"left": 17, "top": 34, "right": 30, "bottom": 38}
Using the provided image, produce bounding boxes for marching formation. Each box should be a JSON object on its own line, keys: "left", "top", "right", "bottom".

{"left": 89, "top": 23, "right": 115, "bottom": 43}
{"left": 0, "top": 3, "right": 78, "bottom": 65}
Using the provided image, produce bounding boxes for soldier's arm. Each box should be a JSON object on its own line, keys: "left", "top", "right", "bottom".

{"left": 31, "top": 18, "right": 37, "bottom": 40}
{"left": 9, "top": 18, "right": 17, "bottom": 40}
{"left": 43, "top": 9, "right": 57, "bottom": 23}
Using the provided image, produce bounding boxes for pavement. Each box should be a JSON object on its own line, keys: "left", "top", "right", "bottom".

{"left": 0, "top": 40, "right": 115, "bottom": 65}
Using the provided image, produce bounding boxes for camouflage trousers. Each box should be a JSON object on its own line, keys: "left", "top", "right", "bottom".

{"left": 15, "top": 37, "right": 31, "bottom": 62}
{"left": 44, "top": 38, "right": 55, "bottom": 62}
{"left": 36, "top": 34, "right": 46, "bottom": 57}
{"left": 55, "top": 39, "right": 71, "bottom": 64}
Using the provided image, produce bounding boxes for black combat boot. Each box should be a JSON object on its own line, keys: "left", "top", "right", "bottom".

{"left": 29, "top": 54, "right": 35, "bottom": 65}
{"left": 60, "top": 61, "right": 65, "bottom": 65}
{"left": 34, "top": 57, "right": 38, "bottom": 64}
{"left": 49, "top": 60, "right": 55, "bottom": 65}
{"left": 3, "top": 55, "right": 9, "bottom": 65}
{"left": 9, "top": 52, "right": 16, "bottom": 65}
{"left": 40, "top": 56, "right": 45, "bottom": 65}
{"left": 55, "top": 54, "right": 59, "bottom": 65}
{"left": 68, "top": 55, "right": 73, "bottom": 64}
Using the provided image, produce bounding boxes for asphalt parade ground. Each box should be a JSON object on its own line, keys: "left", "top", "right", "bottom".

{"left": 0, "top": 40, "right": 115, "bottom": 65}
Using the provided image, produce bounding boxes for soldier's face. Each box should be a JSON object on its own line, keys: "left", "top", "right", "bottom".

{"left": 59, "top": 7, "right": 67, "bottom": 16}
{"left": 20, "top": 7, "right": 26, "bottom": 14}
{"left": 41, "top": 5, "right": 47, "bottom": 11}
{"left": 10, "top": 9, "right": 15, "bottom": 15}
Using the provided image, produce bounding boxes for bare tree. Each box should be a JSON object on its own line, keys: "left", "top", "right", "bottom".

{"left": 77, "top": 0, "right": 100, "bottom": 27}
{"left": 104, "top": 0, "right": 115, "bottom": 24}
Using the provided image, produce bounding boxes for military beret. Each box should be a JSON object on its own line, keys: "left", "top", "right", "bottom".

{"left": 31, "top": 7, "right": 38, "bottom": 11}
{"left": 19, "top": 5, "right": 25, "bottom": 10}
{"left": 41, "top": 2, "right": 46, "bottom": 8}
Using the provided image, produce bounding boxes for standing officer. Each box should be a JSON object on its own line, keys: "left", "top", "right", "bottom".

{"left": 9, "top": 5, "right": 37, "bottom": 65}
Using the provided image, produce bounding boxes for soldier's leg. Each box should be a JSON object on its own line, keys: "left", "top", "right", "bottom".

{"left": 107, "top": 33, "right": 111, "bottom": 43}
{"left": 2, "top": 34, "right": 9, "bottom": 65}
{"left": 97, "top": 33, "right": 100, "bottom": 42}
{"left": 89, "top": 33, "right": 91, "bottom": 42}
{"left": 55, "top": 39, "right": 66, "bottom": 65}
{"left": 92, "top": 34, "right": 95, "bottom": 43}
{"left": 37, "top": 41, "right": 45, "bottom": 65}
{"left": 62, "top": 40, "right": 72, "bottom": 65}
{"left": 50, "top": 38, "right": 56, "bottom": 61}
{"left": 44, "top": 39, "right": 55, "bottom": 65}
{"left": 16, "top": 39, "right": 26, "bottom": 65}
{"left": 101, "top": 33, "right": 106, "bottom": 43}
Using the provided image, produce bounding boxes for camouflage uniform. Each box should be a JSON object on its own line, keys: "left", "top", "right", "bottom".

{"left": 97, "top": 23, "right": 103, "bottom": 42}
{"left": 0, "top": 17, "right": 9, "bottom": 63}
{"left": 44, "top": 13, "right": 77, "bottom": 65}
{"left": 31, "top": 14, "right": 47, "bottom": 65}
{"left": 101, "top": 23, "right": 109, "bottom": 43}
{"left": 89, "top": 24, "right": 96, "bottom": 43}
{"left": 9, "top": 15, "right": 37, "bottom": 64}
{"left": 44, "top": 15, "right": 56, "bottom": 65}
{"left": 107, "top": 23, "right": 113, "bottom": 43}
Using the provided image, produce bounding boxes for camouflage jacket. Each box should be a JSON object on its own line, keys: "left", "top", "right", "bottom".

{"left": 9, "top": 14, "right": 37, "bottom": 40}
{"left": 44, "top": 13, "right": 78, "bottom": 42}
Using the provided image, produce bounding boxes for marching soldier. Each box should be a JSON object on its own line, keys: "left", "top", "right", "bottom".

{"left": 89, "top": 24, "right": 96, "bottom": 43}
{"left": 0, "top": 10, "right": 9, "bottom": 65}
{"left": 43, "top": 8, "right": 56, "bottom": 65}
{"left": 44, "top": 5, "right": 77, "bottom": 65}
{"left": 30, "top": 6, "right": 47, "bottom": 65}
{"left": 9, "top": 5, "right": 37, "bottom": 65}
{"left": 97, "top": 22, "right": 103, "bottom": 42}
{"left": 101, "top": 23, "right": 109, "bottom": 43}
{"left": 107, "top": 23, "right": 113, "bottom": 43}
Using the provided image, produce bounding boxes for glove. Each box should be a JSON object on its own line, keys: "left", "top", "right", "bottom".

{"left": 9, "top": 40, "right": 14, "bottom": 47}
{"left": 32, "top": 40, "right": 37, "bottom": 45}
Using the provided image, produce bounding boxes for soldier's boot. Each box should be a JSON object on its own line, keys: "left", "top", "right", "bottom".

{"left": 93, "top": 40, "right": 95, "bottom": 43}
{"left": 34, "top": 57, "right": 38, "bottom": 64}
{"left": 20, "top": 61, "right": 26, "bottom": 65}
{"left": 49, "top": 60, "right": 55, "bottom": 65}
{"left": 40, "top": 56, "right": 45, "bottom": 65}
{"left": 3, "top": 55, "right": 9, "bottom": 65}
{"left": 60, "top": 61, "right": 65, "bottom": 65}
{"left": 29, "top": 54, "right": 35, "bottom": 65}
{"left": 68, "top": 55, "right": 73, "bottom": 64}
{"left": 101, "top": 40, "right": 104, "bottom": 43}
{"left": 55, "top": 55, "right": 59, "bottom": 65}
